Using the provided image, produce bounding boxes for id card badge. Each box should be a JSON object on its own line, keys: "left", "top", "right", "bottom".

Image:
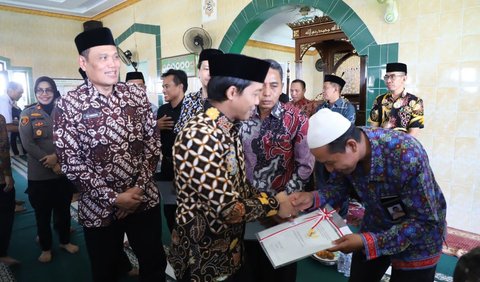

{"left": 380, "top": 195, "right": 407, "bottom": 221}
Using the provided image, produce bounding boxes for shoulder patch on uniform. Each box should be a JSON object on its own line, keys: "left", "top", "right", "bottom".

{"left": 33, "top": 121, "right": 44, "bottom": 127}
{"left": 20, "top": 116, "right": 29, "bottom": 126}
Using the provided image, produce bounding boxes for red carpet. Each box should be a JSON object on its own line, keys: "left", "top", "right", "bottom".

{"left": 443, "top": 227, "right": 480, "bottom": 257}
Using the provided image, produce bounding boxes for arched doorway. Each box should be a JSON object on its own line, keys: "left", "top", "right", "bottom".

{"left": 219, "top": 0, "right": 399, "bottom": 123}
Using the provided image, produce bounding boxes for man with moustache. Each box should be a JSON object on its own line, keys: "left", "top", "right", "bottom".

{"left": 54, "top": 27, "right": 166, "bottom": 282}
{"left": 240, "top": 59, "right": 315, "bottom": 282}
{"left": 168, "top": 54, "right": 295, "bottom": 282}
{"left": 291, "top": 108, "right": 446, "bottom": 282}
{"left": 287, "top": 79, "right": 319, "bottom": 117}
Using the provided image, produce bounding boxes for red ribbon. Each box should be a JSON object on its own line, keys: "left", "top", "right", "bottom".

{"left": 307, "top": 208, "right": 343, "bottom": 237}
{"left": 258, "top": 208, "right": 343, "bottom": 242}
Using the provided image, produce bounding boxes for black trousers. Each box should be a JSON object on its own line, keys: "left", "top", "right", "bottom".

{"left": 349, "top": 251, "right": 437, "bottom": 282}
{"left": 83, "top": 205, "right": 167, "bottom": 282}
{"left": 176, "top": 263, "right": 247, "bottom": 282}
{"left": 0, "top": 184, "right": 15, "bottom": 257}
{"left": 242, "top": 240, "right": 297, "bottom": 282}
{"left": 163, "top": 203, "right": 177, "bottom": 232}
{"left": 28, "top": 177, "right": 73, "bottom": 251}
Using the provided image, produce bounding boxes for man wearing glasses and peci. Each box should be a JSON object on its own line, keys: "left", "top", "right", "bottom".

{"left": 369, "top": 63, "right": 424, "bottom": 137}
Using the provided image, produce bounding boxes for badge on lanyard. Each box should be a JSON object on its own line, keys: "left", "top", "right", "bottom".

{"left": 380, "top": 195, "right": 407, "bottom": 221}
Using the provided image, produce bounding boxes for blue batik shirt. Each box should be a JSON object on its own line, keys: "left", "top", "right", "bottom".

{"left": 311, "top": 127, "right": 446, "bottom": 270}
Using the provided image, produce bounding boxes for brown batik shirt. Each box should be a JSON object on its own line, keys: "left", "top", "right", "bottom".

{"left": 168, "top": 103, "right": 280, "bottom": 282}
{"left": 0, "top": 114, "right": 12, "bottom": 184}
{"left": 54, "top": 80, "right": 161, "bottom": 228}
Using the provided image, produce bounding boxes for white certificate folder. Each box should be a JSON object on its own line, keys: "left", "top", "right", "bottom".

{"left": 256, "top": 205, "right": 352, "bottom": 268}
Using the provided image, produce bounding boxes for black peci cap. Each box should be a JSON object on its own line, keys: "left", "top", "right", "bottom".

{"left": 209, "top": 54, "right": 270, "bottom": 83}
{"left": 75, "top": 27, "right": 116, "bottom": 54}
{"left": 199, "top": 48, "right": 224, "bottom": 63}
{"left": 386, "top": 62, "right": 407, "bottom": 74}
{"left": 324, "top": 74, "right": 346, "bottom": 89}
{"left": 126, "top": 71, "right": 145, "bottom": 83}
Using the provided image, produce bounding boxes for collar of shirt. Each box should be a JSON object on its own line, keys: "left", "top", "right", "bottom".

{"left": 320, "top": 98, "right": 342, "bottom": 109}
{"left": 190, "top": 88, "right": 203, "bottom": 100}
{"left": 203, "top": 100, "right": 237, "bottom": 134}
{"left": 86, "top": 79, "right": 124, "bottom": 101}
{"left": 386, "top": 88, "right": 407, "bottom": 100}
{"left": 254, "top": 101, "right": 282, "bottom": 120}
{"left": 293, "top": 98, "right": 309, "bottom": 106}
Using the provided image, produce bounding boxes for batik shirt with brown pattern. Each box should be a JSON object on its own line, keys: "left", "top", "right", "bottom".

{"left": 168, "top": 102, "right": 279, "bottom": 282}
{"left": 54, "top": 80, "right": 161, "bottom": 228}
{"left": 0, "top": 115, "right": 12, "bottom": 184}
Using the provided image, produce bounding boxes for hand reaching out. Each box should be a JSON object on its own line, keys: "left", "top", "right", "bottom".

{"left": 275, "top": 191, "right": 297, "bottom": 218}
{"left": 290, "top": 191, "right": 315, "bottom": 212}
{"left": 327, "top": 234, "right": 364, "bottom": 253}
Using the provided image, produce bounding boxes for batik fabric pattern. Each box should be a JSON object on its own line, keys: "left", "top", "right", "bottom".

{"left": 241, "top": 102, "right": 314, "bottom": 195}
{"left": 54, "top": 80, "right": 161, "bottom": 228}
{"left": 173, "top": 89, "right": 204, "bottom": 134}
{"left": 0, "top": 115, "right": 12, "bottom": 184}
{"left": 369, "top": 90, "right": 424, "bottom": 131}
{"left": 168, "top": 102, "right": 279, "bottom": 282}
{"left": 312, "top": 127, "right": 446, "bottom": 270}
{"left": 287, "top": 97, "right": 321, "bottom": 117}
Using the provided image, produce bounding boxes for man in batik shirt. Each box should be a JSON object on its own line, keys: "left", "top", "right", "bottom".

{"left": 54, "top": 27, "right": 166, "bottom": 282}
{"left": 173, "top": 48, "right": 223, "bottom": 134}
{"left": 292, "top": 109, "right": 446, "bottom": 282}
{"left": 168, "top": 54, "right": 295, "bottom": 282}
{"left": 240, "top": 59, "right": 315, "bottom": 282}
{"left": 287, "top": 79, "right": 320, "bottom": 117}
{"left": 369, "top": 62, "right": 424, "bottom": 137}
{"left": 0, "top": 114, "right": 19, "bottom": 266}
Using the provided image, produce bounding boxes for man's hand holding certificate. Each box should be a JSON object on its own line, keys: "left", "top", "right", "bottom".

{"left": 256, "top": 205, "right": 351, "bottom": 268}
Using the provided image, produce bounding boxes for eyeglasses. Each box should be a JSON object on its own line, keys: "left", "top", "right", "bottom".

{"left": 383, "top": 74, "right": 405, "bottom": 81}
{"left": 35, "top": 88, "right": 54, "bottom": 95}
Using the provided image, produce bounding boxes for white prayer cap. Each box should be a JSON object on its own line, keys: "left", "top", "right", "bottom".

{"left": 307, "top": 108, "right": 352, "bottom": 149}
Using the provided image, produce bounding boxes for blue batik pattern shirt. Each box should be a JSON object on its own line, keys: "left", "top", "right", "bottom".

{"left": 173, "top": 89, "right": 204, "bottom": 134}
{"left": 312, "top": 127, "right": 446, "bottom": 270}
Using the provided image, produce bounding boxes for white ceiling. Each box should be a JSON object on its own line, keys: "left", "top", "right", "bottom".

{"left": 0, "top": 2, "right": 321, "bottom": 47}
{"left": 0, "top": 0, "right": 127, "bottom": 17}
{"left": 250, "top": 5, "right": 324, "bottom": 47}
